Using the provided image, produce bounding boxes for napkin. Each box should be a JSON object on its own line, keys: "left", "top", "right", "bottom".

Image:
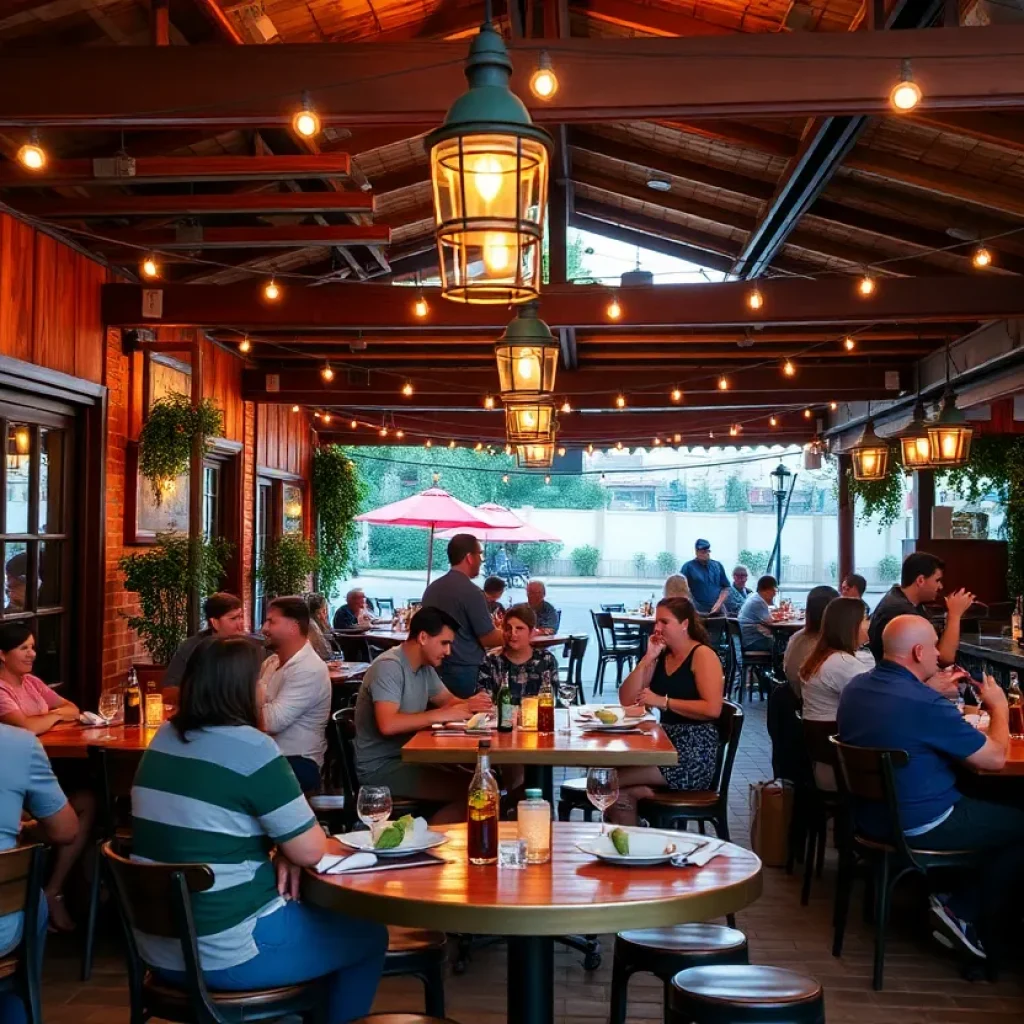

{"left": 315, "top": 851, "right": 377, "bottom": 874}
{"left": 683, "top": 840, "right": 726, "bottom": 866}
{"left": 79, "top": 711, "right": 106, "bottom": 727}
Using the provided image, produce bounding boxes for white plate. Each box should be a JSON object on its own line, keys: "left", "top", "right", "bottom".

{"left": 576, "top": 834, "right": 703, "bottom": 866}
{"left": 337, "top": 830, "right": 449, "bottom": 857}
{"left": 580, "top": 722, "right": 644, "bottom": 733}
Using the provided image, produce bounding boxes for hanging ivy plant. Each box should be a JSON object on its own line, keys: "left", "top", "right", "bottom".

{"left": 313, "top": 445, "right": 366, "bottom": 597}
{"left": 139, "top": 392, "right": 223, "bottom": 504}
{"left": 845, "top": 444, "right": 906, "bottom": 528}
{"left": 255, "top": 534, "right": 319, "bottom": 599}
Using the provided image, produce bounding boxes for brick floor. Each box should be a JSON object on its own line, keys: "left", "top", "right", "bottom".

{"left": 39, "top": 696, "right": 1024, "bottom": 1023}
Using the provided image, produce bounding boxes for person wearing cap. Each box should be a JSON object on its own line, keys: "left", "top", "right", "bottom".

{"left": 680, "top": 540, "right": 730, "bottom": 616}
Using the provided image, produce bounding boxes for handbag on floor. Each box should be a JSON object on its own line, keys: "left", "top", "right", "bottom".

{"left": 749, "top": 778, "right": 793, "bottom": 867}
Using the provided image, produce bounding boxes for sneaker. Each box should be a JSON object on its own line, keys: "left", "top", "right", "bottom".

{"left": 929, "top": 894, "right": 986, "bottom": 959}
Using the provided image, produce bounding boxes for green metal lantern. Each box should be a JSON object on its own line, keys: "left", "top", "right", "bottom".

{"left": 427, "top": 17, "right": 552, "bottom": 304}
{"left": 927, "top": 388, "right": 973, "bottom": 468}
{"left": 494, "top": 303, "right": 559, "bottom": 399}
{"left": 850, "top": 419, "right": 891, "bottom": 482}
{"left": 896, "top": 399, "right": 934, "bottom": 471}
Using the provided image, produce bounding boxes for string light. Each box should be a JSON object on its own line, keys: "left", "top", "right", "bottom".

{"left": 449, "top": 440, "right": 457, "bottom": 449}
{"left": 529, "top": 51, "right": 558, "bottom": 100}
{"left": 401, "top": 381, "right": 414, "bottom": 397}
{"left": 396, "top": 429, "right": 405, "bottom": 439}
{"left": 857, "top": 274, "right": 876, "bottom": 297}
{"left": 238, "top": 335, "right": 251, "bottom": 354}
{"left": 291, "top": 405, "right": 300, "bottom": 413}
{"left": 746, "top": 287, "right": 764, "bottom": 311}
{"left": 557, "top": 446, "right": 566, "bottom": 457}
{"left": 414, "top": 295, "right": 429, "bottom": 318}
{"left": 16, "top": 130, "right": 45, "bottom": 171}
{"left": 729, "top": 425, "right": 739, "bottom": 437}
{"left": 475, "top": 442, "right": 483, "bottom": 451}
{"left": 973, "top": 246, "right": 993, "bottom": 269}
{"left": 803, "top": 408, "right": 813, "bottom": 419}
{"left": 313, "top": 412, "right": 322, "bottom": 419}
{"left": 322, "top": 413, "right": 332, "bottom": 425}
{"left": 264, "top": 278, "right": 281, "bottom": 301}
{"left": 544, "top": 474, "right": 551, "bottom": 484}
{"left": 379, "top": 427, "right": 388, "bottom": 437}
{"left": 141, "top": 254, "right": 160, "bottom": 279}
{"left": 502, "top": 474, "right": 509, "bottom": 483}
{"left": 292, "top": 91, "right": 321, "bottom": 137}
{"left": 782, "top": 359, "right": 795, "bottom": 377}
{"left": 616, "top": 441, "right": 623, "bottom": 450}
{"left": 615, "top": 394, "right": 626, "bottom": 409}
{"left": 587, "top": 443, "right": 594, "bottom": 455}
{"left": 560, "top": 399, "right": 571, "bottom": 414}
{"left": 483, "top": 395, "right": 495, "bottom": 409}
{"left": 830, "top": 401, "right": 838, "bottom": 411}
{"left": 652, "top": 437, "right": 661, "bottom": 446}
{"left": 606, "top": 297, "right": 622, "bottom": 320}
{"left": 889, "top": 58, "right": 922, "bottom": 112}
{"left": 844, "top": 336, "right": 856, "bottom": 351}
{"left": 673, "top": 433, "right": 681, "bottom": 444}
{"left": 425, "top": 439, "right": 433, "bottom": 448}
{"left": 349, "top": 419, "right": 357, "bottom": 429}
{"left": 321, "top": 362, "right": 334, "bottom": 382}
{"left": 718, "top": 376, "right": 729, "bottom": 390}
{"left": 769, "top": 415, "right": 777, "bottom": 427}
{"left": 671, "top": 388, "right": 683, "bottom": 403}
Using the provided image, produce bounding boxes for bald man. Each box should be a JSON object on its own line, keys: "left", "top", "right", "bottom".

{"left": 838, "top": 614, "right": 1024, "bottom": 963}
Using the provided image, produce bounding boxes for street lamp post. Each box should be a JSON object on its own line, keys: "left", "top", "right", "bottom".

{"left": 770, "top": 463, "right": 793, "bottom": 582}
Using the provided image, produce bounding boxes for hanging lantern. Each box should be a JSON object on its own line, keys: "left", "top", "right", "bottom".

{"left": 517, "top": 442, "right": 555, "bottom": 468}
{"left": 850, "top": 419, "right": 891, "bottom": 482}
{"left": 505, "top": 400, "right": 556, "bottom": 444}
{"left": 927, "top": 387, "right": 974, "bottom": 468}
{"left": 426, "top": 13, "right": 551, "bottom": 304}
{"left": 896, "top": 400, "right": 933, "bottom": 471}
{"left": 494, "top": 303, "right": 559, "bottom": 399}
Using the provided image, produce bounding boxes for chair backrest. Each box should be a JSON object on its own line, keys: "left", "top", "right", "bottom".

{"left": 601, "top": 603, "right": 626, "bottom": 613}
{"left": 709, "top": 700, "right": 744, "bottom": 799}
{"left": 0, "top": 842, "right": 44, "bottom": 925}
{"left": 375, "top": 598, "right": 395, "bottom": 616}
{"left": 801, "top": 718, "right": 839, "bottom": 772}
{"left": 332, "top": 707, "right": 360, "bottom": 823}
{"left": 87, "top": 746, "right": 144, "bottom": 837}
{"left": 366, "top": 641, "right": 390, "bottom": 661}
{"left": 553, "top": 608, "right": 562, "bottom": 632}
{"left": 590, "top": 610, "right": 615, "bottom": 654}
{"left": 571, "top": 634, "right": 589, "bottom": 690}
{"left": 830, "top": 738, "right": 913, "bottom": 854}
{"left": 333, "top": 633, "right": 371, "bottom": 663}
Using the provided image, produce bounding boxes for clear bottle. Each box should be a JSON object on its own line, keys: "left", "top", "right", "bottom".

{"left": 1013, "top": 597, "right": 1022, "bottom": 645}
{"left": 537, "top": 674, "right": 555, "bottom": 733}
{"left": 517, "top": 788, "right": 552, "bottom": 864}
{"left": 467, "top": 740, "right": 500, "bottom": 865}
{"left": 497, "top": 671, "right": 515, "bottom": 733}
{"left": 124, "top": 667, "right": 141, "bottom": 727}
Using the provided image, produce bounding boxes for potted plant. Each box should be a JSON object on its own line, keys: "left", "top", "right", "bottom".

{"left": 119, "top": 534, "right": 231, "bottom": 684}
{"left": 139, "top": 392, "right": 222, "bottom": 504}
{"left": 255, "top": 534, "right": 318, "bottom": 599}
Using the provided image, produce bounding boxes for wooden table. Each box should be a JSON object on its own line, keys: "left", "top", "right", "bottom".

{"left": 961, "top": 712, "right": 1024, "bottom": 777}
{"left": 328, "top": 661, "right": 370, "bottom": 684}
{"left": 304, "top": 821, "right": 762, "bottom": 1024}
{"left": 766, "top": 617, "right": 804, "bottom": 674}
{"left": 365, "top": 630, "right": 571, "bottom": 652}
{"left": 402, "top": 709, "right": 677, "bottom": 802}
{"left": 958, "top": 636, "right": 1024, "bottom": 688}
{"left": 40, "top": 722, "right": 162, "bottom": 759}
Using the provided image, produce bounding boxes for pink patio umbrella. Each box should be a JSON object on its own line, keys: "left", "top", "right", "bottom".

{"left": 437, "top": 502, "right": 561, "bottom": 544}
{"left": 355, "top": 487, "right": 502, "bottom": 584}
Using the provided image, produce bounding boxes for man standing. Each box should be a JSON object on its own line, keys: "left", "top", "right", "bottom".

{"left": 839, "top": 615, "right": 1024, "bottom": 961}
{"left": 525, "top": 580, "right": 559, "bottom": 634}
{"left": 333, "top": 588, "right": 372, "bottom": 630}
{"left": 867, "top": 552, "right": 975, "bottom": 663}
{"left": 259, "top": 597, "right": 332, "bottom": 792}
{"left": 354, "top": 607, "right": 492, "bottom": 823}
{"left": 680, "top": 540, "right": 730, "bottom": 616}
{"left": 738, "top": 575, "right": 778, "bottom": 652}
{"left": 723, "top": 565, "right": 751, "bottom": 616}
{"left": 421, "top": 535, "right": 504, "bottom": 697}
{"left": 163, "top": 592, "right": 249, "bottom": 692}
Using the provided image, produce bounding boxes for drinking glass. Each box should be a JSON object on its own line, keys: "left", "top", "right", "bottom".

{"left": 356, "top": 785, "right": 392, "bottom": 832}
{"left": 98, "top": 689, "right": 121, "bottom": 739}
{"left": 557, "top": 678, "right": 577, "bottom": 732}
{"left": 586, "top": 768, "right": 619, "bottom": 834}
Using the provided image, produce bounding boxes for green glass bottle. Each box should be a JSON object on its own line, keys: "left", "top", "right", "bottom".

{"left": 497, "top": 671, "right": 514, "bottom": 733}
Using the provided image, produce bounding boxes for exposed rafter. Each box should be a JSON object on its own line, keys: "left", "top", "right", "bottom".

{"left": 11, "top": 192, "right": 376, "bottom": 217}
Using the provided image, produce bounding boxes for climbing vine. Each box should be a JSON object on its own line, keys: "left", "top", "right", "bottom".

{"left": 138, "top": 392, "right": 222, "bottom": 504}
{"left": 313, "top": 445, "right": 366, "bottom": 598}
{"left": 845, "top": 445, "right": 906, "bottom": 529}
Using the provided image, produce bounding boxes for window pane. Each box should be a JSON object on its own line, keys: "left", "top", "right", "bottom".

{"left": 202, "top": 464, "right": 220, "bottom": 542}
{"left": 4, "top": 541, "right": 28, "bottom": 612}
{"left": 38, "top": 541, "right": 62, "bottom": 608}
{"left": 40, "top": 428, "right": 64, "bottom": 534}
{"left": 34, "top": 614, "right": 62, "bottom": 684}
{"left": 6, "top": 423, "right": 31, "bottom": 534}
{"left": 283, "top": 485, "right": 303, "bottom": 535}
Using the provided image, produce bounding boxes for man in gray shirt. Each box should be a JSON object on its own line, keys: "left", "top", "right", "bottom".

{"left": 420, "top": 534, "right": 504, "bottom": 697}
{"left": 355, "top": 606, "right": 492, "bottom": 823}
{"left": 163, "top": 592, "right": 250, "bottom": 692}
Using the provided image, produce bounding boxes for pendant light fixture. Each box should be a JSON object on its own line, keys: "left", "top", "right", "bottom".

{"left": 494, "top": 302, "right": 559, "bottom": 399}
{"left": 896, "top": 398, "right": 934, "bottom": 471}
{"left": 927, "top": 348, "right": 974, "bottom": 468}
{"left": 850, "top": 410, "right": 891, "bottom": 482}
{"left": 505, "top": 400, "right": 556, "bottom": 444}
{"left": 426, "top": 1, "right": 552, "bottom": 304}
{"left": 516, "top": 442, "right": 555, "bottom": 469}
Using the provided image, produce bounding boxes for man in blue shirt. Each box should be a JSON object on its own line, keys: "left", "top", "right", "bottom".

{"left": 838, "top": 614, "right": 1024, "bottom": 962}
{"left": 680, "top": 540, "right": 729, "bottom": 616}
{"left": 738, "top": 575, "right": 777, "bottom": 651}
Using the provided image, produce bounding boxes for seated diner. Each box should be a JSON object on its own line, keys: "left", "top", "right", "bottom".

{"left": 738, "top": 574, "right": 778, "bottom": 652}
{"left": 477, "top": 603, "right": 559, "bottom": 702}
{"left": 332, "top": 587, "right": 372, "bottom": 630}
{"left": 483, "top": 575, "right": 506, "bottom": 618}
{"left": 799, "top": 596, "right": 874, "bottom": 722}
{"left": 525, "top": 579, "right": 558, "bottom": 634}
{"left": 782, "top": 585, "right": 839, "bottom": 698}
{"left": 162, "top": 591, "right": 249, "bottom": 692}
{"left": 663, "top": 573, "right": 691, "bottom": 600}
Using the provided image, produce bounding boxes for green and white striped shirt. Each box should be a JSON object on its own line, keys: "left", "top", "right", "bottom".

{"left": 131, "top": 722, "right": 315, "bottom": 971}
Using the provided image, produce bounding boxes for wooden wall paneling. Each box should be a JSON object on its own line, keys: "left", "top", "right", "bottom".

{"left": 256, "top": 402, "right": 267, "bottom": 467}
{"left": 201, "top": 338, "right": 244, "bottom": 442}
{"left": 75, "top": 257, "right": 105, "bottom": 384}
{"left": 52, "top": 240, "right": 79, "bottom": 377}
{"left": 32, "top": 233, "right": 60, "bottom": 372}
{"left": 0, "top": 215, "right": 35, "bottom": 365}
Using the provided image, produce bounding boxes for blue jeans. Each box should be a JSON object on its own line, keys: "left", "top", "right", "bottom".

{"left": 0, "top": 898, "right": 46, "bottom": 1024}
{"left": 286, "top": 755, "right": 323, "bottom": 793}
{"left": 160, "top": 901, "right": 387, "bottom": 1024}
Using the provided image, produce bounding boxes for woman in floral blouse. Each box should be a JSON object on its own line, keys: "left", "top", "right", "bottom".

{"left": 477, "top": 604, "right": 559, "bottom": 702}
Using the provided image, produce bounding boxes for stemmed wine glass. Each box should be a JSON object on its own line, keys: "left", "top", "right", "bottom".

{"left": 586, "top": 768, "right": 619, "bottom": 835}
{"left": 356, "top": 785, "right": 392, "bottom": 835}
{"left": 97, "top": 688, "right": 122, "bottom": 740}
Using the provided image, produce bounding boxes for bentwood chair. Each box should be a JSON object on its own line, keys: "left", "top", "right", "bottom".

{"left": 102, "top": 841, "right": 330, "bottom": 1024}
{"left": 0, "top": 844, "right": 45, "bottom": 1024}
{"left": 590, "top": 611, "right": 642, "bottom": 697}
{"left": 724, "top": 618, "right": 772, "bottom": 702}
{"left": 796, "top": 718, "right": 845, "bottom": 907}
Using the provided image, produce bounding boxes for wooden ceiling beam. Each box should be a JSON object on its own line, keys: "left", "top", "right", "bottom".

{"left": 92, "top": 224, "right": 391, "bottom": 251}
{"left": 11, "top": 192, "right": 376, "bottom": 217}
{"left": 103, "top": 277, "right": 1024, "bottom": 331}
{"left": 570, "top": 0, "right": 739, "bottom": 36}
{"left": 7, "top": 28, "right": 1024, "bottom": 127}
{"left": 908, "top": 111, "right": 1024, "bottom": 153}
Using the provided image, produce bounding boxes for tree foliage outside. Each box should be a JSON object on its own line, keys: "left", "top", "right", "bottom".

{"left": 368, "top": 526, "right": 447, "bottom": 571}
{"left": 724, "top": 474, "right": 750, "bottom": 512}
{"left": 846, "top": 446, "right": 906, "bottom": 528}
{"left": 688, "top": 480, "right": 718, "bottom": 513}
{"left": 632, "top": 552, "right": 648, "bottom": 577}
{"left": 543, "top": 231, "right": 597, "bottom": 285}
{"left": 313, "top": 446, "right": 365, "bottom": 597}
{"left": 877, "top": 554, "right": 901, "bottom": 583}
{"left": 515, "top": 541, "right": 563, "bottom": 572}
{"left": 255, "top": 535, "right": 318, "bottom": 598}
{"left": 656, "top": 551, "right": 677, "bottom": 575}
{"left": 571, "top": 545, "right": 601, "bottom": 576}
{"left": 738, "top": 548, "right": 771, "bottom": 577}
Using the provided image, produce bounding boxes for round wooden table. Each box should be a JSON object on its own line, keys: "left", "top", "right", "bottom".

{"left": 304, "top": 821, "right": 762, "bottom": 1024}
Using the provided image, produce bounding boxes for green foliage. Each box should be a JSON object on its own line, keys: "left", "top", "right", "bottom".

{"left": 313, "top": 446, "right": 365, "bottom": 597}
{"left": 847, "top": 445, "right": 905, "bottom": 528}
{"left": 571, "top": 544, "right": 600, "bottom": 577}
{"left": 827, "top": 560, "right": 838, "bottom": 583}
{"left": 542, "top": 231, "right": 597, "bottom": 285}
{"left": 138, "top": 392, "right": 222, "bottom": 505}
{"left": 516, "top": 541, "right": 564, "bottom": 571}
{"left": 724, "top": 474, "right": 750, "bottom": 512}
{"left": 368, "top": 526, "right": 446, "bottom": 571}
{"left": 632, "top": 551, "right": 648, "bottom": 577}
{"left": 877, "top": 554, "right": 901, "bottom": 583}
{"left": 688, "top": 480, "right": 718, "bottom": 512}
{"left": 738, "top": 548, "right": 771, "bottom": 577}
{"left": 656, "top": 551, "right": 676, "bottom": 575}
{"left": 255, "top": 534, "right": 318, "bottom": 598}
{"left": 119, "top": 534, "right": 230, "bottom": 666}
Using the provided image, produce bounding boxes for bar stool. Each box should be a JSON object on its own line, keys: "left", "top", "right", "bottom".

{"left": 610, "top": 924, "right": 748, "bottom": 1024}
{"left": 382, "top": 927, "right": 448, "bottom": 1017}
{"left": 351, "top": 1017, "right": 461, "bottom": 1024}
{"left": 667, "top": 965, "right": 825, "bottom": 1024}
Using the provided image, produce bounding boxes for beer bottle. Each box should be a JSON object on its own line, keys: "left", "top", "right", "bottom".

{"left": 497, "top": 670, "right": 514, "bottom": 733}
{"left": 124, "top": 667, "right": 142, "bottom": 727}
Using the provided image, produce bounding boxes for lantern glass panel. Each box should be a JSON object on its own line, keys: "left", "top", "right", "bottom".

{"left": 505, "top": 402, "right": 554, "bottom": 443}
{"left": 494, "top": 343, "right": 559, "bottom": 397}
{"left": 927, "top": 423, "right": 973, "bottom": 466}
{"left": 516, "top": 442, "right": 554, "bottom": 468}
{"left": 852, "top": 444, "right": 890, "bottom": 481}
{"left": 900, "top": 433, "right": 933, "bottom": 469}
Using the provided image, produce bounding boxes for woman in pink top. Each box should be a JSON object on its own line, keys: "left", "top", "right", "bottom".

{"left": 0, "top": 622, "right": 94, "bottom": 931}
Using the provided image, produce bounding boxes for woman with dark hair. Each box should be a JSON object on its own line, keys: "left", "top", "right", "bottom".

{"left": 132, "top": 637, "right": 387, "bottom": 1023}
{"left": 610, "top": 597, "right": 725, "bottom": 825}
{"left": 305, "top": 593, "right": 339, "bottom": 661}
{"left": 800, "top": 597, "right": 874, "bottom": 722}
{"left": 0, "top": 621, "right": 93, "bottom": 932}
{"left": 782, "top": 585, "right": 840, "bottom": 698}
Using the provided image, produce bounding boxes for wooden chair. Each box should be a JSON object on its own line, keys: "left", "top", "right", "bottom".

{"left": 0, "top": 844, "right": 45, "bottom": 1024}
{"left": 332, "top": 633, "right": 371, "bottom": 663}
{"left": 101, "top": 841, "right": 330, "bottom": 1024}
{"left": 797, "top": 718, "right": 845, "bottom": 908}
{"left": 559, "top": 635, "right": 589, "bottom": 706}
{"left": 667, "top": 965, "right": 825, "bottom": 1024}
{"left": 830, "top": 738, "right": 980, "bottom": 990}
{"left": 724, "top": 618, "right": 772, "bottom": 702}
{"left": 374, "top": 598, "right": 396, "bottom": 617}
{"left": 590, "top": 611, "right": 642, "bottom": 697}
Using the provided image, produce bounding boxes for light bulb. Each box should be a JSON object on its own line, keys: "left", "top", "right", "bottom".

{"left": 653, "top": 437, "right": 661, "bottom": 446}
{"left": 671, "top": 388, "right": 682, "bottom": 403}
{"left": 379, "top": 427, "right": 388, "bottom": 437}
{"left": 425, "top": 439, "right": 433, "bottom": 448}
{"left": 349, "top": 419, "right": 357, "bottom": 429}
{"left": 16, "top": 133, "right": 45, "bottom": 171}
{"left": 560, "top": 400, "right": 571, "bottom": 414}
{"left": 862, "top": 451, "right": 877, "bottom": 473}
{"left": 615, "top": 394, "right": 626, "bottom": 409}
{"left": 557, "top": 446, "right": 566, "bottom": 457}
{"left": 292, "top": 93, "right": 321, "bottom": 137}
{"left": 482, "top": 232, "right": 512, "bottom": 274}
{"left": 607, "top": 298, "right": 622, "bottom": 320}
{"left": 544, "top": 474, "right": 551, "bottom": 484}
{"left": 616, "top": 441, "right": 623, "bottom": 450}
{"left": 804, "top": 408, "right": 813, "bottom": 419}
{"left": 414, "top": 296, "right": 428, "bottom": 318}
{"left": 321, "top": 363, "right": 334, "bottom": 382}
{"left": 484, "top": 395, "right": 495, "bottom": 409}
{"left": 402, "top": 381, "right": 414, "bottom": 397}
{"left": 718, "top": 376, "right": 729, "bottom": 390}
{"left": 475, "top": 442, "right": 483, "bottom": 451}
{"left": 830, "top": 401, "right": 838, "bottom": 411}
{"left": 782, "top": 359, "right": 795, "bottom": 377}
{"left": 673, "top": 433, "right": 681, "bottom": 443}
{"left": 747, "top": 287, "right": 764, "bottom": 311}
{"left": 729, "top": 425, "right": 739, "bottom": 437}
{"left": 239, "top": 336, "right": 251, "bottom": 354}
{"left": 291, "top": 405, "right": 300, "bottom": 413}
{"left": 264, "top": 278, "right": 281, "bottom": 301}
{"left": 587, "top": 444, "right": 594, "bottom": 454}
{"left": 522, "top": 410, "right": 537, "bottom": 428}
{"left": 529, "top": 52, "right": 558, "bottom": 100}
{"left": 502, "top": 474, "right": 509, "bottom": 483}
{"left": 890, "top": 60, "right": 922, "bottom": 112}
{"left": 770, "top": 415, "right": 778, "bottom": 427}
{"left": 449, "top": 440, "right": 456, "bottom": 449}
{"left": 141, "top": 254, "right": 160, "bottom": 279}
{"left": 973, "top": 246, "right": 992, "bottom": 268}
{"left": 844, "top": 336, "right": 856, "bottom": 351}
{"left": 322, "top": 413, "right": 332, "bottom": 424}
{"left": 515, "top": 352, "right": 539, "bottom": 384}
{"left": 313, "top": 412, "right": 322, "bottom": 419}
{"left": 471, "top": 154, "right": 504, "bottom": 203}
{"left": 858, "top": 274, "right": 875, "bottom": 297}
{"left": 396, "top": 429, "right": 404, "bottom": 439}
